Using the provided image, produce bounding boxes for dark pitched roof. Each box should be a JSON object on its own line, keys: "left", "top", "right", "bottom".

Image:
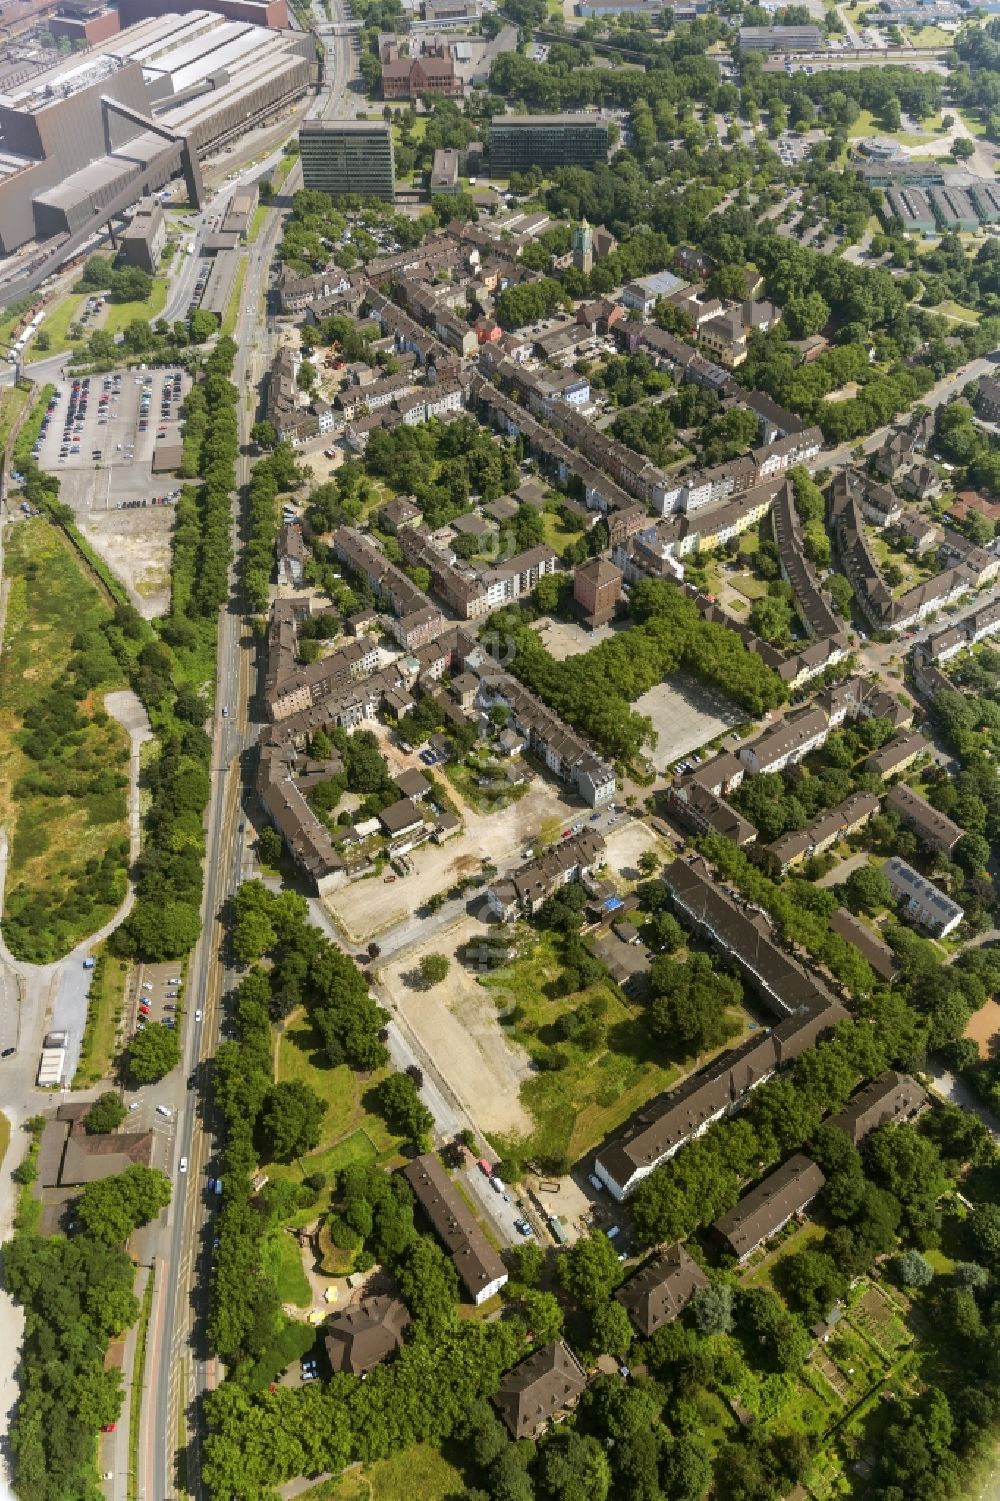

{"left": 616, "top": 1244, "right": 709, "bottom": 1336}
{"left": 324, "top": 1296, "right": 410, "bottom": 1374}
{"left": 494, "top": 1341, "right": 588, "bottom": 1440}
{"left": 829, "top": 909, "right": 897, "bottom": 981}
{"left": 827, "top": 1070, "right": 926, "bottom": 1147}
{"left": 403, "top": 1154, "right": 507, "bottom": 1301}
{"left": 713, "top": 1155, "right": 825, "bottom": 1260}
{"left": 379, "top": 797, "right": 424, "bottom": 835}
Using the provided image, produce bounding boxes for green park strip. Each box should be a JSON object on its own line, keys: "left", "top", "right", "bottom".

{"left": 221, "top": 257, "right": 248, "bottom": 338}
{"left": 74, "top": 945, "right": 130, "bottom": 1088}
{"left": 127, "top": 1268, "right": 156, "bottom": 1501}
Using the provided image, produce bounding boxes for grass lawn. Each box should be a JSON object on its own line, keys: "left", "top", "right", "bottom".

{"left": 539, "top": 504, "right": 584, "bottom": 553}
{"left": 102, "top": 277, "right": 168, "bottom": 338}
{"left": 929, "top": 299, "right": 979, "bottom": 323}
{"left": 444, "top": 758, "right": 529, "bottom": 814}
{"left": 272, "top": 153, "right": 298, "bottom": 192}
{"left": 221, "top": 258, "right": 248, "bottom": 338}
{"left": 267, "top": 1011, "right": 403, "bottom": 1206}
{"left": 483, "top": 931, "right": 713, "bottom": 1168}
{"left": 905, "top": 24, "right": 953, "bottom": 44}
{"left": 0, "top": 383, "right": 30, "bottom": 453}
{"left": 958, "top": 107, "right": 988, "bottom": 139}
{"left": 74, "top": 943, "right": 129, "bottom": 1088}
{"left": 729, "top": 572, "right": 768, "bottom": 602}
{"left": 247, "top": 204, "right": 270, "bottom": 244}
{"left": 39, "top": 293, "right": 88, "bottom": 356}
{"left": 304, "top": 1445, "right": 465, "bottom": 1501}
{"left": 0, "top": 519, "right": 130, "bottom": 962}
{"left": 0, "top": 1111, "right": 9, "bottom": 1175}
{"left": 847, "top": 108, "right": 941, "bottom": 148}
{"left": 260, "top": 1229, "right": 311, "bottom": 1306}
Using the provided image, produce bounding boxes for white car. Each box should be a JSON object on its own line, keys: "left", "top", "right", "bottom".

{"left": 179, "top": 1156, "right": 188, "bottom": 1174}
{"left": 195, "top": 1009, "right": 202, "bottom": 1022}
{"left": 156, "top": 1105, "right": 173, "bottom": 1119}
{"left": 128, "top": 1102, "right": 140, "bottom": 1113}
{"left": 141, "top": 981, "right": 153, "bottom": 991}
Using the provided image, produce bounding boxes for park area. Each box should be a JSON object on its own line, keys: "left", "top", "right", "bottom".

{"left": 268, "top": 1005, "right": 404, "bottom": 1195}
{"left": 0, "top": 517, "right": 131, "bottom": 961}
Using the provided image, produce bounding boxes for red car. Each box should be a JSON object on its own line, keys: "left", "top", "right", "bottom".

{"left": 101, "top": 1424, "right": 116, "bottom": 1434}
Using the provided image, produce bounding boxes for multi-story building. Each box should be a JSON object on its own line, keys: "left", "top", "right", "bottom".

{"left": 488, "top": 113, "right": 609, "bottom": 174}
{"left": 738, "top": 707, "right": 830, "bottom": 774}
{"left": 594, "top": 859, "right": 847, "bottom": 1199}
{"left": 883, "top": 856, "right": 964, "bottom": 937}
{"left": 299, "top": 119, "right": 395, "bottom": 203}
{"left": 573, "top": 557, "right": 622, "bottom": 627}
{"left": 712, "top": 1156, "right": 826, "bottom": 1262}
{"left": 120, "top": 195, "right": 166, "bottom": 273}
{"left": 886, "top": 784, "right": 964, "bottom": 856}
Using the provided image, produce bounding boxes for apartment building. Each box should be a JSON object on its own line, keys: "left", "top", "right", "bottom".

{"left": 593, "top": 859, "right": 847, "bottom": 1199}
{"left": 486, "top": 829, "right": 606, "bottom": 919}
{"left": 712, "top": 1156, "right": 826, "bottom": 1262}
{"left": 886, "top": 783, "right": 964, "bottom": 855}
{"left": 883, "top": 856, "right": 964, "bottom": 937}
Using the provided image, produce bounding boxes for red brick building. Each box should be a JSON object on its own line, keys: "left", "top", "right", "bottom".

{"left": 574, "top": 557, "right": 623, "bottom": 628}
{"left": 381, "top": 43, "right": 461, "bottom": 98}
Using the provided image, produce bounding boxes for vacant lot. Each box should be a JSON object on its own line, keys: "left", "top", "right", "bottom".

{"left": 0, "top": 518, "right": 130, "bottom": 962}
{"left": 382, "top": 915, "right": 535, "bottom": 1138}
{"left": 324, "top": 732, "right": 578, "bottom": 941}
{"left": 634, "top": 672, "right": 744, "bottom": 771}
{"left": 531, "top": 615, "right": 618, "bottom": 661}
{"left": 481, "top": 928, "right": 687, "bottom": 1170}
{"left": 965, "top": 998, "right": 1000, "bottom": 1061}
{"left": 34, "top": 371, "right": 191, "bottom": 617}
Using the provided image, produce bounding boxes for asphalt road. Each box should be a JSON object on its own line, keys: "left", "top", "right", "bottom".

{"left": 143, "top": 8, "right": 356, "bottom": 1496}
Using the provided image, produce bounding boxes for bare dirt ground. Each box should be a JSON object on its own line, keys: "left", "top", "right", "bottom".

{"left": 324, "top": 724, "right": 578, "bottom": 940}
{"left": 965, "top": 999, "right": 1000, "bottom": 1061}
{"left": 76, "top": 502, "right": 173, "bottom": 617}
{"left": 602, "top": 819, "right": 667, "bottom": 882}
{"left": 531, "top": 615, "right": 619, "bottom": 661}
{"left": 381, "top": 913, "right": 534, "bottom": 1137}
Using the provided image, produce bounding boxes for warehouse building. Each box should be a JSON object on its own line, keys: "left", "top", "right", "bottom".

{"left": 299, "top": 119, "right": 395, "bottom": 202}
{"left": 488, "top": 113, "right": 609, "bottom": 174}
{"left": 0, "top": 10, "right": 313, "bottom": 253}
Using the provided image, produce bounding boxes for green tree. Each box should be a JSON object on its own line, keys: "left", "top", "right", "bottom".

{"left": 77, "top": 1164, "right": 172, "bottom": 1244}
{"left": 85, "top": 1092, "right": 127, "bottom": 1135}
{"left": 893, "top": 1249, "right": 934, "bottom": 1288}
{"left": 556, "top": 1231, "right": 623, "bottom": 1311}
{"left": 396, "top": 1235, "right": 460, "bottom": 1330}
{"left": 258, "top": 826, "right": 284, "bottom": 866}
{"left": 374, "top": 1073, "right": 433, "bottom": 1149}
{"left": 690, "top": 1280, "right": 734, "bottom": 1335}
{"left": 843, "top": 863, "right": 892, "bottom": 915}
{"left": 420, "top": 952, "right": 450, "bottom": 986}
{"left": 258, "top": 1080, "right": 324, "bottom": 1163}
{"left": 128, "top": 1022, "right": 181, "bottom": 1084}
{"left": 536, "top": 1429, "right": 611, "bottom": 1501}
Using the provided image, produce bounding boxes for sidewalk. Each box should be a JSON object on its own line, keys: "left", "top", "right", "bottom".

{"left": 104, "top": 1261, "right": 151, "bottom": 1501}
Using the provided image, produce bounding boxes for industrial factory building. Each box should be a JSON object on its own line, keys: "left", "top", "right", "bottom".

{"left": 0, "top": 9, "right": 315, "bottom": 254}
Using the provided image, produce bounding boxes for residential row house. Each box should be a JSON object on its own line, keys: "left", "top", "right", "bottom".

{"left": 594, "top": 858, "right": 848, "bottom": 1199}
{"left": 486, "top": 829, "right": 606, "bottom": 919}
{"left": 768, "top": 791, "right": 880, "bottom": 869}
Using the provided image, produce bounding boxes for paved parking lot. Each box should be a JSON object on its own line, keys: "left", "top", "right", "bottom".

{"left": 634, "top": 673, "right": 745, "bottom": 772}
{"left": 34, "top": 369, "right": 190, "bottom": 474}
{"left": 32, "top": 371, "right": 190, "bottom": 616}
